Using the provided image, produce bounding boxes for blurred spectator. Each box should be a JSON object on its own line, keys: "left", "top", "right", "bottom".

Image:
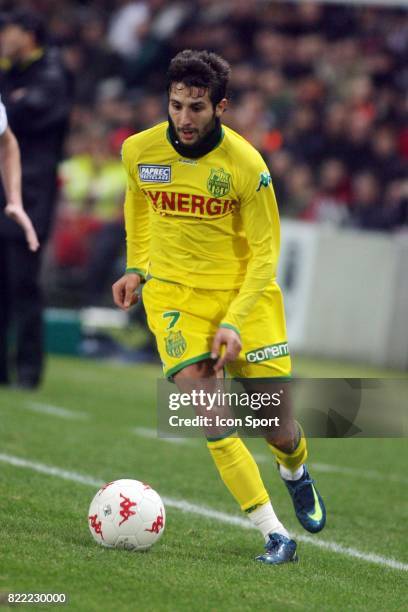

{"left": 320, "top": 102, "right": 349, "bottom": 162}
{"left": 285, "top": 164, "right": 315, "bottom": 219}
{"left": 343, "top": 112, "right": 374, "bottom": 173}
{"left": 122, "top": 0, "right": 192, "bottom": 87}
{"left": 302, "top": 159, "right": 350, "bottom": 224}
{"left": 227, "top": 90, "right": 269, "bottom": 150}
{"left": 267, "top": 149, "right": 293, "bottom": 211}
{"left": 349, "top": 171, "right": 384, "bottom": 230}
{"left": 57, "top": 124, "right": 127, "bottom": 305}
{"left": 285, "top": 105, "right": 324, "bottom": 164}
{"left": 70, "top": 10, "right": 122, "bottom": 105}
{"left": 258, "top": 68, "right": 293, "bottom": 126}
{"left": 107, "top": 0, "right": 150, "bottom": 59}
{"left": 382, "top": 180, "right": 408, "bottom": 229}
{"left": 370, "top": 124, "right": 407, "bottom": 184}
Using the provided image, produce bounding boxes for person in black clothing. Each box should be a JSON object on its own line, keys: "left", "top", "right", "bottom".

{"left": 0, "top": 10, "right": 71, "bottom": 388}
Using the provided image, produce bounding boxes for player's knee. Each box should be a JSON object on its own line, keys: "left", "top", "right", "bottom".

{"left": 265, "top": 431, "right": 297, "bottom": 453}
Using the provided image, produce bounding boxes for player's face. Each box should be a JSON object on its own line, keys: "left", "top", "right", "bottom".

{"left": 0, "top": 25, "right": 29, "bottom": 62}
{"left": 168, "top": 83, "right": 226, "bottom": 146}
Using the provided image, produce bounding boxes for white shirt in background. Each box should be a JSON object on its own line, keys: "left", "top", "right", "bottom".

{"left": 0, "top": 97, "right": 8, "bottom": 136}
{"left": 107, "top": 1, "right": 150, "bottom": 57}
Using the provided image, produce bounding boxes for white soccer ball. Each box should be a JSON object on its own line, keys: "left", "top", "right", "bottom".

{"left": 88, "top": 479, "right": 165, "bottom": 551}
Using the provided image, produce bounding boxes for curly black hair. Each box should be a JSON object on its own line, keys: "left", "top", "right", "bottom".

{"left": 166, "top": 49, "right": 231, "bottom": 106}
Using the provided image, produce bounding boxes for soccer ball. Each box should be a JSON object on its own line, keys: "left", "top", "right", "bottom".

{"left": 88, "top": 479, "right": 165, "bottom": 551}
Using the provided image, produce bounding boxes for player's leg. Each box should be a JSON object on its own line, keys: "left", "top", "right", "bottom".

{"left": 141, "top": 279, "right": 296, "bottom": 563}
{"left": 240, "top": 378, "right": 326, "bottom": 534}
{"left": 270, "top": 429, "right": 326, "bottom": 534}
{"left": 174, "top": 359, "right": 297, "bottom": 565}
{"left": 228, "top": 281, "right": 326, "bottom": 534}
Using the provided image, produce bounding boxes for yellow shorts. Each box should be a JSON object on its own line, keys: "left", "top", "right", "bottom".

{"left": 142, "top": 277, "right": 292, "bottom": 380}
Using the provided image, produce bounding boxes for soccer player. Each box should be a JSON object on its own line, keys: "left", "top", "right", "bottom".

{"left": 0, "top": 96, "right": 39, "bottom": 251}
{"left": 113, "top": 50, "right": 326, "bottom": 564}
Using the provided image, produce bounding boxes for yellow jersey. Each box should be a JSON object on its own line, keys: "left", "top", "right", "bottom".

{"left": 122, "top": 121, "right": 280, "bottom": 333}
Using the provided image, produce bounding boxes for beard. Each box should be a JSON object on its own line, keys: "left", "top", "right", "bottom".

{"left": 169, "top": 114, "right": 217, "bottom": 147}
{"left": 167, "top": 113, "right": 223, "bottom": 159}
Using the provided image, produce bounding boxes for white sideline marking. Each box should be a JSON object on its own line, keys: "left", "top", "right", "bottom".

{"left": 0, "top": 452, "right": 407, "bottom": 572}
{"left": 0, "top": 453, "right": 100, "bottom": 488}
{"left": 132, "top": 427, "right": 195, "bottom": 446}
{"left": 25, "top": 402, "right": 89, "bottom": 421}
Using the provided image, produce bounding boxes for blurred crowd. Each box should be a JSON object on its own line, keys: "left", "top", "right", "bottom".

{"left": 2, "top": 0, "right": 408, "bottom": 303}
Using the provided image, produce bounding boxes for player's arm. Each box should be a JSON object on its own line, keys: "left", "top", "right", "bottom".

{"left": 112, "top": 143, "right": 150, "bottom": 310}
{"left": 212, "top": 160, "right": 279, "bottom": 370}
{"left": 223, "top": 162, "right": 279, "bottom": 330}
{"left": 0, "top": 118, "right": 39, "bottom": 251}
{"left": 0, "top": 125, "right": 21, "bottom": 208}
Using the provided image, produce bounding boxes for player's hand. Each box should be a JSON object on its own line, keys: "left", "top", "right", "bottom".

{"left": 211, "top": 327, "right": 242, "bottom": 372}
{"left": 4, "top": 203, "right": 40, "bottom": 251}
{"left": 112, "top": 273, "right": 142, "bottom": 310}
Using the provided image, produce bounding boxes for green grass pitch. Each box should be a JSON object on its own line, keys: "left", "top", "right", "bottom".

{"left": 0, "top": 356, "right": 407, "bottom": 611}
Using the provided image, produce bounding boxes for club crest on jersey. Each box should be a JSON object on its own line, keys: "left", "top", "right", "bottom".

{"left": 165, "top": 330, "right": 187, "bottom": 358}
{"left": 207, "top": 168, "right": 231, "bottom": 197}
{"left": 138, "top": 164, "right": 171, "bottom": 183}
